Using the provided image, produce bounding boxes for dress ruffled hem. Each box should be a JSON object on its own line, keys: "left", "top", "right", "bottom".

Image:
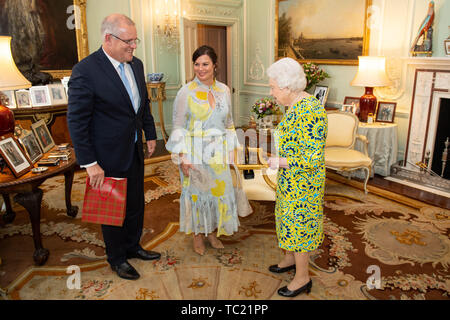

{"left": 179, "top": 192, "right": 240, "bottom": 237}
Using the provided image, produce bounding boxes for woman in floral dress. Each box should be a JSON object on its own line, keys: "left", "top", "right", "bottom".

{"left": 266, "top": 57, "right": 328, "bottom": 297}
{"left": 165, "top": 46, "right": 242, "bottom": 255}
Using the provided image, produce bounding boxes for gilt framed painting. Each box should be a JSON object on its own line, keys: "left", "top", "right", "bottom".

{"left": 276, "top": 0, "right": 372, "bottom": 65}
{"left": 0, "top": 0, "right": 89, "bottom": 79}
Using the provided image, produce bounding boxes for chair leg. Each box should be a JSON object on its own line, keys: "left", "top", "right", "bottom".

{"left": 363, "top": 167, "right": 370, "bottom": 194}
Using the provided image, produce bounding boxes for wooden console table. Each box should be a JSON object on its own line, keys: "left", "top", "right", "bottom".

{"left": 13, "top": 105, "right": 71, "bottom": 145}
{"left": 0, "top": 150, "right": 78, "bottom": 266}
{"left": 146, "top": 82, "right": 168, "bottom": 143}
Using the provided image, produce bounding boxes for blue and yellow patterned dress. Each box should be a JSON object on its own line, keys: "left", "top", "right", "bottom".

{"left": 274, "top": 96, "right": 327, "bottom": 252}
{"left": 165, "top": 77, "right": 240, "bottom": 237}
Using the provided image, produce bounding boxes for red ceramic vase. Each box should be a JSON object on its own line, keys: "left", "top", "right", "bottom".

{"left": 0, "top": 103, "right": 15, "bottom": 136}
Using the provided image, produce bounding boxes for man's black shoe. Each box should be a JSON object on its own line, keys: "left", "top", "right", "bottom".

{"left": 127, "top": 249, "right": 161, "bottom": 261}
{"left": 111, "top": 262, "right": 140, "bottom": 280}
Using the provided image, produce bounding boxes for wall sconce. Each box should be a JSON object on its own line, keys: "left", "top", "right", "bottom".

{"left": 154, "top": 0, "right": 184, "bottom": 51}
{"left": 350, "top": 56, "right": 392, "bottom": 123}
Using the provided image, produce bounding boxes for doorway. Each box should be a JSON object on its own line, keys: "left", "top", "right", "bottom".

{"left": 197, "top": 24, "right": 228, "bottom": 85}
{"left": 183, "top": 19, "right": 232, "bottom": 88}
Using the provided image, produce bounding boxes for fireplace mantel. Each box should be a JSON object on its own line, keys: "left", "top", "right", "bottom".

{"left": 404, "top": 68, "right": 450, "bottom": 172}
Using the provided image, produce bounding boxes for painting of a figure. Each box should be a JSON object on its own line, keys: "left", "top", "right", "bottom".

{"left": 0, "top": 0, "right": 87, "bottom": 82}
{"left": 277, "top": 0, "right": 371, "bottom": 65}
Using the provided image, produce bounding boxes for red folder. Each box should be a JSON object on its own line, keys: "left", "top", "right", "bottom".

{"left": 81, "top": 177, "right": 127, "bottom": 226}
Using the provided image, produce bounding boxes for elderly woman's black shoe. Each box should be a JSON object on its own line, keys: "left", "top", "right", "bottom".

{"left": 278, "top": 279, "right": 312, "bottom": 297}
{"left": 268, "top": 264, "right": 296, "bottom": 273}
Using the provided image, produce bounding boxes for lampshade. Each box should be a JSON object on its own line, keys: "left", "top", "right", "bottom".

{"left": 0, "top": 36, "right": 31, "bottom": 90}
{"left": 350, "top": 56, "right": 391, "bottom": 87}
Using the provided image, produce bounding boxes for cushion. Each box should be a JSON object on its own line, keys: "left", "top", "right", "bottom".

{"left": 325, "top": 147, "right": 372, "bottom": 168}
{"left": 241, "top": 169, "right": 277, "bottom": 201}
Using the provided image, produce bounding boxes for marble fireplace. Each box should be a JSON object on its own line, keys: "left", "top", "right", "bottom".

{"left": 391, "top": 66, "right": 450, "bottom": 192}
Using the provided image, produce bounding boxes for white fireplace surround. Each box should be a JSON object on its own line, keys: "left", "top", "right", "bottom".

{"left": 405, "top": 64, "right": 450, "bottom": 172}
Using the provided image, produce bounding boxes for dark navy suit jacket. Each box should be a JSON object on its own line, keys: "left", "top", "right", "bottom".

{"left": 67, "top": 47, "right": 156, "bottom": 177}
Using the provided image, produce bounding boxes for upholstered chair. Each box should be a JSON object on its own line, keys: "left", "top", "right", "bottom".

{"left": 234, "top": 147, "right": 277, "bottom": 201}
{"left": 325, "top": 111, "right": 373, "bottom": 193}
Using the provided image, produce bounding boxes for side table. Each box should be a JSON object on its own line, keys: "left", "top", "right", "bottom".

{"left": 146, "top": 82, "right": 168, "bottom": 143}
{"left": 0, "top": 150, "right": 78, "bottom": 266}
{"left": 354, "top": 122, "right": 398, "bottom": 178}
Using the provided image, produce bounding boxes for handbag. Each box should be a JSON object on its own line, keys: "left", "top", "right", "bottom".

{"left": 231, "top": 164, "right": 253, "bottom": 218}
{"left": 81, "top": 177, "right": 127, "bottom": 227}
{"left": 243, "top": 144, "right": 254, "bottom": 180}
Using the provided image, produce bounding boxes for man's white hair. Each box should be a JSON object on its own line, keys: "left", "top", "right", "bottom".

{"left": 101, "top": 14, "right": 135, "bottom": 40}
{"left": 266, "top": 57, "right": 307, "bottom": 92}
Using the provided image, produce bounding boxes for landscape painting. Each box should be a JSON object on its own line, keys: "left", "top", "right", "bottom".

{"left": 276, "top": 0, "right": 371, "bottom": 65}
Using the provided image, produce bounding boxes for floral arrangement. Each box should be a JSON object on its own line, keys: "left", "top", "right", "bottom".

{"left": 302, "top": 62, "right": 330, "bottom": 91}
{"left": 251, "top": 97, "right": 282, "bottom": 119}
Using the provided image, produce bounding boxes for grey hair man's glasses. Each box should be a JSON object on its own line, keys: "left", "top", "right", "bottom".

{"left": 109, "top": 33, "right": 141, "bottom": 46}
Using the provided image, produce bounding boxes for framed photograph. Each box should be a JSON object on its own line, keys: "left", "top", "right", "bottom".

{"left": 276, "top": 0, "right": 371, "bottom": 65}
{"left": 61, "top": 77, "right": 70, "bottom": 95}
{"left": 15, "top": 90, "right": 31, "bottom": 108}
{"left": 445, "top": 39, "right": 450, "bottom": 56}
{"left": 47, "top": 83, "right": 67, "bottom": 105}
{"left": 2, "top": 90, "right": 17, "bottom": 108}
{"left": 0, "top": 0, "right": 88, "bottom": 79}
{"left": 0, "top": 135, "right": 33, "bottom": 177}
{"left": 341, "top": 104, "right": 356, "bottom": 113}
{"left": 313, "top": 85, "right": 329, "bottom": 106}
{"left": 14, "top": 125, "right": 25, "bottom": 140}
{"left": 343, "top": 96, "right": 360, "bottom": 114}
{"left": 31, "top": 119, "right": 55, "bottom": 153}
{"left": 29, "top": 86, "right": 52, "bottom": 107}
{"left": 376, "top": 101, "right": 396, "bottom": 123}
{"left": 19, "top": 131, "right": 44, "bottom": 164}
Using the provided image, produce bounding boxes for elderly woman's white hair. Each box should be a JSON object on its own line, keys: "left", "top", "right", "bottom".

{"left": 266, "top": 57, "right": 307, "bottom": 92}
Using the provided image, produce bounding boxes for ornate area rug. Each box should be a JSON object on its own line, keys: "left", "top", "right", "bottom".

{"left": 0, "top": 161, "right": 449, "bottom": 300}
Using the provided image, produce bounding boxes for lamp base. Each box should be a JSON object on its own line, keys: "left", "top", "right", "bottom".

{"left": 359, "top": 87, "right": 377, "bottom": 123}
{"left": 0, "top": 92, "right": 15, "bottom": 136}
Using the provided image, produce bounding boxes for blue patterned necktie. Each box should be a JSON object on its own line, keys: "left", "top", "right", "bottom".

{"left": 119, "top": 63, "right": 138, "bottom": 142}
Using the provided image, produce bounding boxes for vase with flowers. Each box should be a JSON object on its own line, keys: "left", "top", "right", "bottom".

{"left": 302, "top": 62, "right": 330, "bottom": 91}
{"left": 251, "top": 97, "right": 283, "bottom": 129}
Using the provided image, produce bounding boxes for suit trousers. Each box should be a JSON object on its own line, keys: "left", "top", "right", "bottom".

{"left": 101, "top": 143, "right": 145, "bottom": 266}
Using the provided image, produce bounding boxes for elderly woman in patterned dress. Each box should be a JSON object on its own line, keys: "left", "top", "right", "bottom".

{"left": 266, "top": 57, "right": 328, "bottom": 297}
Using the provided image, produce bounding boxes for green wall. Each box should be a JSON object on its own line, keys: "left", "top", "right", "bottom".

{"left": 84, "top": 0, "right": 450, "bottom": 159}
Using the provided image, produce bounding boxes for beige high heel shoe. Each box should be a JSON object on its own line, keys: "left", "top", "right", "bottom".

{"left": 207, "top": 233, "right": 224, "bottom": 249}
{"left": 193, "top": 234, "right": 206, "bottom": 256}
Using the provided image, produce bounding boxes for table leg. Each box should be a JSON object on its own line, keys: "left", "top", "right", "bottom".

{"left": 14, "top": 189, "right": 49, "bottom": 266}
{"left": 1, "top": 193, "right": 16, "bottom": 224}
{"left": 64, "top": 166, "right": 78, "bottom": 218}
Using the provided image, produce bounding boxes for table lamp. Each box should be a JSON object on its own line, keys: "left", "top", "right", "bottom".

{"left": 0, "top": 36, "right": 31, "bottom": 136}
{"left": 350, "top": 56, "right": 391, "bottom": 122}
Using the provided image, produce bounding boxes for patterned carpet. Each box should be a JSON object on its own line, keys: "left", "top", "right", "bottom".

{"left": 0, "top": 160, "right": 449, "bottom": 300}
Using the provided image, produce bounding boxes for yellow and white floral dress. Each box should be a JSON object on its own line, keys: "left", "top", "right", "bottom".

{"left": 165, "top": 77, "right": 240, "bottom": 236}
{"left": 274, "top": 96, "right": 327, "bottom": 252}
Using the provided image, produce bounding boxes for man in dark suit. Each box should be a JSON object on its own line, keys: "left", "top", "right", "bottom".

{"left": 67, "top": 13, "right": 160, "bottom": 280}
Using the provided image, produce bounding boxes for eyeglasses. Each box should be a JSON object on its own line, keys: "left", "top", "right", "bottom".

{"left": 109, "top": 34, "right": 141, "bottom": 46}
